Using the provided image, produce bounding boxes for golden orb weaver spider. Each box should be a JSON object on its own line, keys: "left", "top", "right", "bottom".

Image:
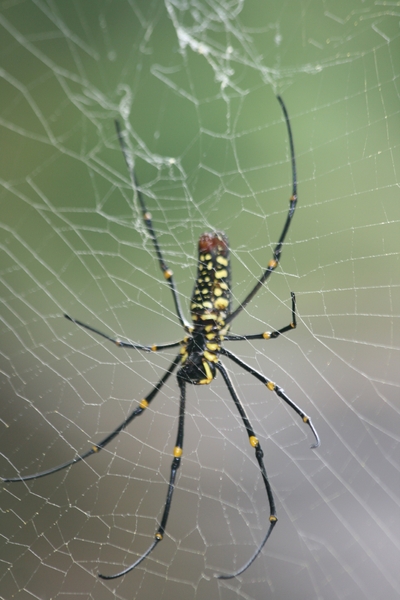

{"left": 3, "top": 95, "right": 320, "bottom": 580}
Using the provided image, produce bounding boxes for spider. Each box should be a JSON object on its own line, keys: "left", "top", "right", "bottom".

{"left": 3, "top": 95, "right": 320, "bottom": 580}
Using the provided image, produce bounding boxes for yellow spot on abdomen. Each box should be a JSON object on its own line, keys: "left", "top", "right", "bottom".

{"left": 214, "top": 297, "right": 229, "bottom": 310}
{"left": 200, "top": 313, "right": 216, "bottom": 321}
{"left": 216, "top": 256, "right": 228, "bottom": 266}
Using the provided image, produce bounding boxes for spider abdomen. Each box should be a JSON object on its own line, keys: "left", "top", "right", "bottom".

{"left": 178, "top": 231, "right": 231, "bottom": 385}
{"left": 190, "top": 232, "right": 231, "bottom": 325}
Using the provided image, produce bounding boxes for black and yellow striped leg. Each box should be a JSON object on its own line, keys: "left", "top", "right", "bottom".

{"left": 115, "top": 120, "right": 189, "bottom": 331}
{"left": 64, "top": 314, "right": 182, "bottom": 352}
{"left": 99, "top": 376, "right": 186, "bottom": 580}
{"left": 3, "top": 354, "right": 181, "bottom": 483}
{"left": 221, "top": 348, "right": 320, "bottom": 449}
{"left": 225, "top": 96, "right": 297, "bottom": 326}
{"left": 225, "top": 292, "right": 297, "bottom": 342}
{"left": 216, "top": 362, "right": 277, "bottom": 579}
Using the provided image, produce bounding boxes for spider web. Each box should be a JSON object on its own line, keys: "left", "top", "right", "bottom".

{"left": 1, "top": 1, "right": 399, "bottom": 599}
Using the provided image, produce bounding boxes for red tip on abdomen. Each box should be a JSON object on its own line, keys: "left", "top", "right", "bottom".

{"left": 199, "top": 232, "right": 228, "bottom": 253}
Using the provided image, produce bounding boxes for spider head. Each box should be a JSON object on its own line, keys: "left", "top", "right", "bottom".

{"left": 177, "top": 352, "right": 216, "bottom": 385}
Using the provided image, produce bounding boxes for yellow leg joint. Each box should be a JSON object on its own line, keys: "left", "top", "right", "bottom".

{"left": 266, "top": 381, "right": 275, "bottom": 391}
{"left": 269, "top": 515, "right": 278, "bottom": 523}
{"left": 203, "top": 350, "right": 218, "bottom": 362}
{"left": 202, "top": 360, "right": 214, "bottom": 383}
{"left": 249, "top": 436, "right": 259, "bottom": 448}
{"left": 303, "top": 415, "right": 309, "bottom": 424}
{"left": 206, "top": 342, "right": 219, "bottom": 352}
{"left": 156, "top": 532, "right": 163, "bottom": 540}
{"left": 140, "top": 399, "right": 149, "bottom": 409}
{"left": 173, "top": 446, "right": 183, "bottom": 458}
{"left": 164, "top": 269, "right": 173, "bottom": 279}
{"left": 92, "top": 445, "right": 99, "bottom": 453}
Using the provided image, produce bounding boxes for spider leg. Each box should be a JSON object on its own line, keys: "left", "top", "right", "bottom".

{"left": 225, "top": 292, "right": 296, "bottom": 342}
{"left": 98, "top": 376, "right": 186, "bottom": 579}
{"left": 215, "top": 362, "right": 277, "bottom": 579}
{"left": 64, "top": 314, "right": 182, "bottom": 352}
{"left": 2, "top": 354, "right": 181, "bottom": 483}
{"left": 221, "top": 347, "right": 320, "bottom": 449}
{"left": 115, "top": 120, "right": 189, "bottom": 331}
{"left": 226, "top": 96, "right": 297, "bottom": 326}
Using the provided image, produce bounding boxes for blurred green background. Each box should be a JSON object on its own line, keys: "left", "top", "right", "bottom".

{"left": 1, "top": 2, "right": 399, "bottom": 599}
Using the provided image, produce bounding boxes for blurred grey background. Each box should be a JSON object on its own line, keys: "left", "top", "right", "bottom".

{"left": 1, "top": 2, "right": 399, "bottom": 599}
